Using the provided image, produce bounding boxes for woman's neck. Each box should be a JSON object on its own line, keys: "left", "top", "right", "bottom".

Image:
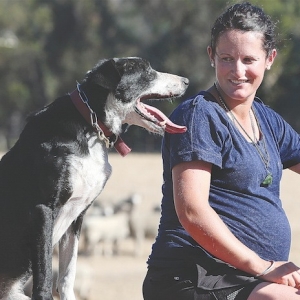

{"left": 209, "top": 83, "right": 259, "bottom": 142}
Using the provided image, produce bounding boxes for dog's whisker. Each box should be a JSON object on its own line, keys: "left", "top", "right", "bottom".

{"left": 123, "top": 124, "right": 131, "bottom": 133}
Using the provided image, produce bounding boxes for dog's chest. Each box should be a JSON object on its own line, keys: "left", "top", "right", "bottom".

{"left": 53, "top": 137, "right": 112, "bottom": 245}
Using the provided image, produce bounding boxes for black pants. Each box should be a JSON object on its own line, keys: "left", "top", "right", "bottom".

{"left": 143, "top": 266, "right": 261, "bottom": 300}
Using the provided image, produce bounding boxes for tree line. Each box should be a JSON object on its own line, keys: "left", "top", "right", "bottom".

{"left": 0, "top": 0, "right": 299, "bottom": 152}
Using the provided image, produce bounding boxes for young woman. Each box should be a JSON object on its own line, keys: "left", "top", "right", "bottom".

{"left": 143, "top": 2, "right": 300, "bottom": 300}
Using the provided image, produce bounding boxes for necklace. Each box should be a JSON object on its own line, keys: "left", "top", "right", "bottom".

{"left": 213, "top": 83, "right": 272, "bottom": 187}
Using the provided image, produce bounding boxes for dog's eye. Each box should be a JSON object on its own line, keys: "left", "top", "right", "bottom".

{"left": 125, "top": 63, "right": 134, "bottom": 73}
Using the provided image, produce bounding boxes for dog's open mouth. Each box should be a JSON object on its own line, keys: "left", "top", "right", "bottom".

{"left": 134, "top": 100, "right": 187, "bottom": 134}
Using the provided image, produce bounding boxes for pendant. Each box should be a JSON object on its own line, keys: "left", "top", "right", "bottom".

{"left": 261, "top": 173, "right": 273, "bottom": 187}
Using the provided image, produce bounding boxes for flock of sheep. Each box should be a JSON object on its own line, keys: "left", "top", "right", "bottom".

{"left": 80, "top": 193, "right": 161, "bottom": 257}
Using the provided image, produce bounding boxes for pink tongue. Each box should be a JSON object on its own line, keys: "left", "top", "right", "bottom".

{"left": 143, "top": 104, "right": 187, "bottom": 134}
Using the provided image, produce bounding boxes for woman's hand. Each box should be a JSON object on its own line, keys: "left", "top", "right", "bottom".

{"left": 260, "top": 261, "right": 300, "bottom": 288}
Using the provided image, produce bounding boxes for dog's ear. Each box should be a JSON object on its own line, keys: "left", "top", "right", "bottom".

{"left": 87, "top": 59, "right": 121, "bottom": 90}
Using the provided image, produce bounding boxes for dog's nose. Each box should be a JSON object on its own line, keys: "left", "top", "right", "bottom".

{"left": 182, "top": 77, "right": 189, "bottom": 86}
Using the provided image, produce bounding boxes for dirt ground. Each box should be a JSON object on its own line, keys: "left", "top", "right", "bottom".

{"left": 1, "top": 152, "right": 300, "bottom": 299}
{"left": 76, "top": 153, "right": 300, "bottom": 300}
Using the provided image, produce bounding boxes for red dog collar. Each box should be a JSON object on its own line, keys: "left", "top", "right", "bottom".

{"left": 69, "top": 88, "right": 131, "bottom": 157}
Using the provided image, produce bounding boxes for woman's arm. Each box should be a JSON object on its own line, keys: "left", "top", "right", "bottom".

{"left": 173, "top": 160, "right": 288, "bottom": 277}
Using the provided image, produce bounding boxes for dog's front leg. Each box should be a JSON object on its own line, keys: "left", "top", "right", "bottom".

{"left": 57, "top": 215, "right": 83, "bottom": 300}
{"left": 31, "top": 204, "right": 54, "bottom": 300}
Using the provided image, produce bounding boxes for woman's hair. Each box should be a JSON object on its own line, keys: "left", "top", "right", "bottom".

{"left": 210, "top": 2, "right": 277, "bottom": 56}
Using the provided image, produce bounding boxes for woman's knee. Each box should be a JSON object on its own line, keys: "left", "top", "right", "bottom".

{"left": 248, "top": 282, "right": 300, "bottom": 300}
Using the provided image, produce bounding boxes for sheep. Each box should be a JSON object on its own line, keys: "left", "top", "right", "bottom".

{"left": 128, "top": 204, "right": 161, "bottom": 256}
{"left": 81, "top": 212, "right": 130, "bottom": 256}
{"left": 80, "top": 193, "right": 161, "bottom": 257}
{"left": 80, "top": 194, "right": 141, "bottom": 256}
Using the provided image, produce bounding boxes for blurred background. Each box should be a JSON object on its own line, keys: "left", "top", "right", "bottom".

{"left": 0, "top": 0, "right": 299, "bottom": 152}
{"left": 0, "top": 1, "right": 300, "bottom": 299}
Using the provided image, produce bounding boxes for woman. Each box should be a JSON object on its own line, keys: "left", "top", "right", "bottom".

{"left": 143, "top": 2, "right": 300, "bottom": 300}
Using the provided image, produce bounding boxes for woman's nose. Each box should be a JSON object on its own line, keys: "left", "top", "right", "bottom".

{"left": 232, "top": 60, "right": 246, "bottom": 77}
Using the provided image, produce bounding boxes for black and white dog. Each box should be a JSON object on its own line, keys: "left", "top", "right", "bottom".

{"left": 0, "top": 57, "right": 188, "bottom": 300}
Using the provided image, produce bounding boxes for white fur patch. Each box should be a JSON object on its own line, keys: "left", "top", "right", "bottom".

{"left": 104, "top": 93, "right": 135, "bottom": 135}
{"left": 53, "top": 134, "right": 111, "bottom": 245}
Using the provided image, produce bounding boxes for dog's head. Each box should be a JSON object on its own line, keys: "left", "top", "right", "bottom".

{"left": 82, "top": 57, "right": 189, "bottom": 136}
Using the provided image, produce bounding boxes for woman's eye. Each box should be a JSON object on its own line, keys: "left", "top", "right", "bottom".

{"left": 219, "top": 57, "right": 256, "bottom": 64}
{"left": 221, "top": 57, "right": 232, "bottom": 62}
{"left": 243, "top": 58, "right": 255, "bottom": 64}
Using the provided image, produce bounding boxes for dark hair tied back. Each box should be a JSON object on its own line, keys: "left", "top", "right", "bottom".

{"left": 210, "top": 2, "right": 277, "bottom": 56}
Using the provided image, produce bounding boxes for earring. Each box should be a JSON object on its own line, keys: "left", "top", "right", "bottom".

{"left": 211, "top": 61, "right": 215, "bottom": 67}
{"left": 266, "top": 65, "right": 271, "bottom": 70}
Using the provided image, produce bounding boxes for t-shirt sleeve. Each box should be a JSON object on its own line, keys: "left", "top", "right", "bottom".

{"left": 165, "top": 95, "right": 227, "bottom": 170}
{"left": 264, "top": 106, "right": 300, "bottom": 169}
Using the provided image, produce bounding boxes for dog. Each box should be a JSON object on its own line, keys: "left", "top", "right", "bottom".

{"left": 0, "top": 57, "right": 188, "bottom": 300}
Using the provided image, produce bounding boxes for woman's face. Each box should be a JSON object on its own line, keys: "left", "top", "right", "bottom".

{"left": 208, "top": 29, "right": 276, "bottom": 104}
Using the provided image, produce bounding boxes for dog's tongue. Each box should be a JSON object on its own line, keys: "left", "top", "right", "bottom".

{"left": 143, "top": 104, "right": 187, "bottom": 134}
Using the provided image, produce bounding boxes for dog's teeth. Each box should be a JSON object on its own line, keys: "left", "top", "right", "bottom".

{"left": 160, "top": 120, "right": 167, "bottom": 126}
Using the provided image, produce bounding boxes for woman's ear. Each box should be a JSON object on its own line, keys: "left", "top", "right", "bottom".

{"left": 207, "top": 46, "right": 215, "bottom": 67}
{"left": 266, "top": 49, "right": 277, "bottom": 70}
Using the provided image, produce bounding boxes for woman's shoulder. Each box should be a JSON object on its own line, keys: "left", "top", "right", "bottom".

{"left": 169, "top": 90, "right": 225, "bottom": 131}
{"left": 253, "top": 97, "right": 284, "bottom": 122}
{"left": 253, "top": 97, "right": 297, "bottom": 141}
{"left": 172, "top": 90, "right": 218, "bottom": 116}
{"left": 181, "top": 90, "right": 216, "bottom": 105}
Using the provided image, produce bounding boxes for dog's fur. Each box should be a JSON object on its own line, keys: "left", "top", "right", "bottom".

{"left": 0, "top": 57, "right": 188, "bottom": 300}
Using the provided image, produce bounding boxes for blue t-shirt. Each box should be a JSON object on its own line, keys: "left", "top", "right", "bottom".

{"left": 148, "top": 91, "right": 300, "bottom": 267}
